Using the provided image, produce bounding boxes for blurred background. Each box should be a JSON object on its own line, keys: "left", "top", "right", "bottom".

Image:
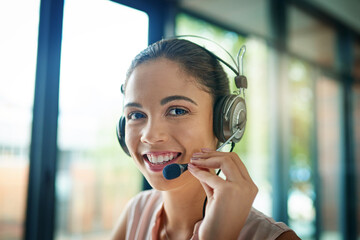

{"left": 0, "top": 0, "right": 359, "bottom": 239}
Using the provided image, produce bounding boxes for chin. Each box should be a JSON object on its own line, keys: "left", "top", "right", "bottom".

{"left": 142, "top": 170, "right": 196, "bottom": 192}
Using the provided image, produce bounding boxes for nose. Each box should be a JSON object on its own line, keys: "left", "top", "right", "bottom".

{"left": 140, "top": 118, "right": 168, "bottom": 144}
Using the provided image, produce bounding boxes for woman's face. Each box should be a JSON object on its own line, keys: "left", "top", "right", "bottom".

{"left": 124, "top": 58, "right": 217, "bottom": 190}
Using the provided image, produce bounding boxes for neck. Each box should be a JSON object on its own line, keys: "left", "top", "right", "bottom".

{"left": 161, "top": 178, "right": 206, "bottom": 235}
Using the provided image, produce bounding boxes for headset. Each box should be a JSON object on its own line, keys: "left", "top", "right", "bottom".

{"left": 116, "top": 36, "right": 248, "bottom": 157}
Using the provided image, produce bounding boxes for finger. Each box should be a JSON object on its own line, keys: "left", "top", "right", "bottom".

{"left": 193, "top": 150, "right": 252, "bottom": 182}
{"left": 227, "top": 152, "right": 252, "bottom": 182}
{"left": 192, "top": 149, "right": 226, "bottom": 159}
{"left": 191, "top": 154, "right": 243, "bottom": 183}
{"left": 188, "top": 163, "right": 226, "bottom": 189}
{"left": 199, "top": 179, "right": 213, "bottom": 199}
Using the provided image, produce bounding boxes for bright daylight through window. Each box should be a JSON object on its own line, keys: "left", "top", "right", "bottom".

{"left": 56, "top": 0, "right": 148, "bottom": 239}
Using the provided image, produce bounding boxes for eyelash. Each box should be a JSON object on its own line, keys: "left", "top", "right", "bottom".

{"left": 127, "top": 112, "right": 146, "bottom": 121}
{"left": 167, "top": 107, "right": 189, "bottom": 116}
{"left": 127, "top": 107, "right": 189, "bottom": 121}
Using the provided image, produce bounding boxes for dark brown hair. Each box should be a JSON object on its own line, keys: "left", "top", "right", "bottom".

{"left": 125, "top": 38, "right": 230, "bottom": 104}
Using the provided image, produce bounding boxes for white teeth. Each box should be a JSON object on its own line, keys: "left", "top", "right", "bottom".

{"left": 146, "top": 153, "right": 179, "bottom": 164}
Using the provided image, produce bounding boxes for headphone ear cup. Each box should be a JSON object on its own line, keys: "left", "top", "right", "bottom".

{"left": 224, "top": 95, "right": 246, "bottom": 142}
{"left": 213, "top": 96, "right": 228, "bottom": 142}
{"left": 116, "top": 116, "right": 130, "bottom": 156}
{"left": 214, "top": 95, "right": 247, "bottom": 143}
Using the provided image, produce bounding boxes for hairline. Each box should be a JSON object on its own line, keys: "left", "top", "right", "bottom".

{"left": 124, "top": 57, "right": 214, "bottom": 102}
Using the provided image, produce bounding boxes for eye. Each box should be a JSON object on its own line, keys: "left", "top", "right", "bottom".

{"left": 127, "top": 112, "right": 146, "bottom": 120}
{"left": 168, "top": 107, "right": 189, "bottom": 116}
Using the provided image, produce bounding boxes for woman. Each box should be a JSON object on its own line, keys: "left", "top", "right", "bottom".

{"left": 112, "top": 38, "right": 300, "bottom": 240}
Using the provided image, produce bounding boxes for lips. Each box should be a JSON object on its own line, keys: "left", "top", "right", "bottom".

{"left": 143, "top": 152, "right": 181, "bottom": 172}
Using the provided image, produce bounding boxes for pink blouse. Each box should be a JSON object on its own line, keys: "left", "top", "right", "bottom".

{"left": 124, "top": 189, "right": 292, "bottom": 240}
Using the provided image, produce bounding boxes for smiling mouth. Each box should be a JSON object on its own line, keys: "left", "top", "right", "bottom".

{"left": 143, "top": 152, "right": 181, "bottom": 165}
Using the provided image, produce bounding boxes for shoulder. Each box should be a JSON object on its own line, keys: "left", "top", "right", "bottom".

{"left": 111, "top": 189, "right": 163, "bottom": 240}
{"left": 125, "top": 189, "right": 162, "bottom": 222}
{"left": 239, "top": 208, "right": 298, "bottom": 240}
{"left": 276, "top": 230, "right": 301, "bottom": 240}
{"left": 130, "top": 189, "right": 162, "bottom": 208}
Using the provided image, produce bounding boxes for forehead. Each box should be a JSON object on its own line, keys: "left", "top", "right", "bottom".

{"left": 124, "top": 58, "right": 210, "bottom": 100}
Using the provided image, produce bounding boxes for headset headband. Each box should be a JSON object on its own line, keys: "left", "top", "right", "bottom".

{"left": 174, "top": 35, "right": 247, "bottom": 92}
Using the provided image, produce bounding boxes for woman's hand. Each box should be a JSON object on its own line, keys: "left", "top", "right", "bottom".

{"left": 188, "top": 148, "right": 258, "bottom": 240}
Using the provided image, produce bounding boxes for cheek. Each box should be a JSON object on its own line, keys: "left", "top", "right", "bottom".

{"left": 203, "top": 113, "right": 217, "bottom": 143}
{"left": 177, "top": 112, "right": 216, "bottom": 145}
{"left": 200, "top": 110, "right": 217, "bottom": 145}
{"left": 124, "top": 125, "right": 139, "bottom": 152}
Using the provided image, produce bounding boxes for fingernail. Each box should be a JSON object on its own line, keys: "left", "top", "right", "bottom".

{"left": 190, "top": 157, "right": 200, "bottom": 161}
{"left": 193, "top": 152, "right": 203, "bottom": 156}
{"left": 187, "top": 163, "right": 195, "bottom": 171}
{"left": 201, "top": 148, "right": 212, "bottom": 152}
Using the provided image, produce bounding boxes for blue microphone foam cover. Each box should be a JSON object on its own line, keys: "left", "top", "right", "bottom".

{"left": 163, "top": 164, "right": 182, "bottom": 180}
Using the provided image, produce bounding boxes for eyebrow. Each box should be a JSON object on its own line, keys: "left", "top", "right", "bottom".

{"left": 124, "top": 95, "right": 198, "bottom": 109}
{"left": 124, "top": 102, "right": 142, "bottom": 109}
{"left": 160, "top": 95, "right": 198, "bottom": 106}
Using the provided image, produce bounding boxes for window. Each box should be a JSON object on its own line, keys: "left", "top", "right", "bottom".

{"left": 288, "top": 5, "right": 336, "bottom": 69}
{"left": 55, "top": 0, "right": 148, "bottom": 239}
{"left": 287, "top": 59, "right": 316, "bottom": 237}
{"left": 316, "top": 76, "right": 341, "bottom": 239}
{"left": 179, "top": 0, "right": 271, "bottom": 38}
{"left": 0, "top": 1, "right": 40, "bottom": 239}
{"left": 353, "top": 82, "right": 360, "bottom": 240}
{"left": 353, "top": 39, "right": 360, "bottom": 240}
